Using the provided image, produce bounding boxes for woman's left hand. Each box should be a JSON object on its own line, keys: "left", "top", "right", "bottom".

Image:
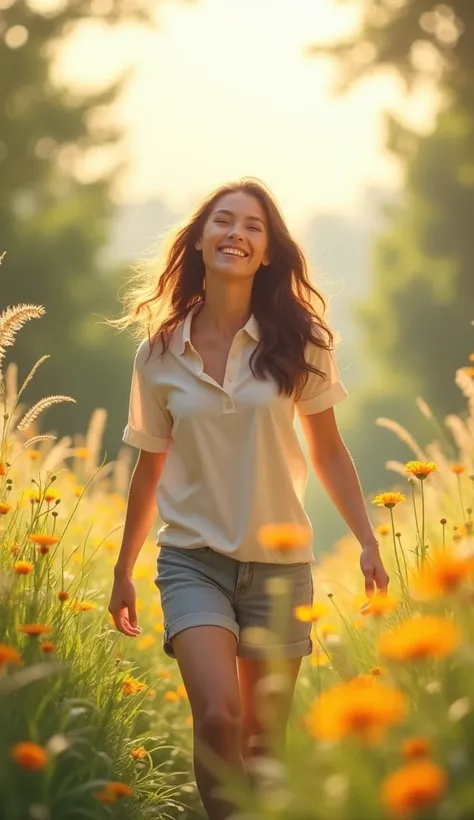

{"left": 359, "top": 543, "right": 390, "bottom": 597}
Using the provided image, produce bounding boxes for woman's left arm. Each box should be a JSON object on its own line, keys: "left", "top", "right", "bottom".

{"left": 299, "top": 407, "right": 390, "bottom": 597}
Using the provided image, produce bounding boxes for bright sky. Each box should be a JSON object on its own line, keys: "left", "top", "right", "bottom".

{"left": 51, "top": 0, "right": 436, "bottom": 231}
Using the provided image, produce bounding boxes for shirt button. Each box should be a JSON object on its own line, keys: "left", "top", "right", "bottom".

{"left": 224, "top": 399, "right": 233, "bottom": 410}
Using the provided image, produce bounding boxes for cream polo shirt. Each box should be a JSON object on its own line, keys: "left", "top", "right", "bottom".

{"left": 122, "top": 303, "right": 349, "bottom": 564}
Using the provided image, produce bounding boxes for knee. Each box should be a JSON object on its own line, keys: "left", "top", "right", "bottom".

{"left": 195, "top": 706, "right": 242, "bottom": 746}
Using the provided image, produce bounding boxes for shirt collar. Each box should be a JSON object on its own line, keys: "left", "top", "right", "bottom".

{"left": 178, "top": 303, "right": 260, "bottom": 355}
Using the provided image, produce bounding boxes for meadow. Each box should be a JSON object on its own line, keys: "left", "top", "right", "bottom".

{"left": 1, "top": 288, "right": 474, "bottom": 819}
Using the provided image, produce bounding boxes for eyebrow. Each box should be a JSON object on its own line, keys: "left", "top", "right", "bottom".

{"left": 213, "top": 208, "right": 265, "bottom": 225}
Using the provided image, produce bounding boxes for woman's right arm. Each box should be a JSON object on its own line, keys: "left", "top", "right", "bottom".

{"left": 108, "top": 450, "right": 167, "bottom": 636}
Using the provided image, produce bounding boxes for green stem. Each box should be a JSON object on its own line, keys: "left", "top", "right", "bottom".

{"left": 410, "top": 482, "right": 422, "bottom": 569}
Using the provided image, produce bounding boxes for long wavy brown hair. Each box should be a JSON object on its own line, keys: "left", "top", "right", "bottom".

{"left": 109, "top": 177, "right": 337, "bottom": 401}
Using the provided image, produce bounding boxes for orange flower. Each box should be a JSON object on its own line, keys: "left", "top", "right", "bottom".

{"left": 413, "top": 549, "right": 473, "bottom": 598}
{"left": 257, "top": 522, "right": 311, "bottom": 550}
{"left": 176, "top": 683, "right": 188, "bottom": 699}
{"left": 11, "top": 742, "right": 48, "bottom": 771}
{"left": 462, "top": 367, "right": 474, "bottom": 376}
{"left": 137, "top": 634, "right": 156, "bottom": 650}
{"left": 13, "top": 560, "right": 34, "bottom": 575}
{"left": 371, "top": 666, "right": 383, "bottom": 676}
{"left": 305, "top": 680, "right": 406, "bottom": 743}
{"left": 372, "top": 492, "right": 406, "bottom": 509}
{"left": 0, "top": 644, "right": 22, "bottom": 667}
{"left": 122, "top": 676, "right": 147, "bottom": 695}
{"left": 40, "top": 642, "right": 56, "bottom": 654}
{"left": 164, "top": 691, "right": 179, "bottom": 703}
{"left": 381, "top": 760, "right": 446, "bottom": 816}
{"left": 58, "top": 590, "right": 69, "bottom": 602}
{"left": 360, "top": 594, "right": 398, "bottom": 616}
{"left": 29, "top": 534, "right": 60, "bottom": 547}
{"left": 401, "top": 736, "right": 431, "bottom": 760}
{"left": 451, "top": 465, "right": 466, "bottom": 475}
{"left": 469, "top": 353, "right": 474, "bottom": 362}
{"left": 294, "top": 602, "right": 328, "bottom": 623}
{"left": 130, "top": 745, "right": 147, "bottom": 759}
{"left": 378, "top": 616, "right": 461, "bottom": 661}
{"left": 19, "top": 624, "right": 51, "bottom": 637}
{"left": 73, "top": 447, "right": 89, "bottom": 458}
{"left": 0, "top": 462, "right": 6, "bottom": 476}
{"left": 94, "top": 782, "right": 133, "bottom": 804}
{"left": 0, "top": 502, "right": 12, "bottom": 514}
{"left": 405, "top": 461, "right": 438, "bottom": 480}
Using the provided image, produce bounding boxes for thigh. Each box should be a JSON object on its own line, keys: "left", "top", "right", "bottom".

{"left": 236, "top": 562, "right": 314, "bottom": 658}
{"left": 172, "top": 625, "right": 241, "bottom": 723}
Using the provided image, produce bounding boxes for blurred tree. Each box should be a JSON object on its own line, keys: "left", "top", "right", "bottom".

{"left": 305, "top": 2, "right": 474, "bottom": 491}
{"left": 0, "top": 0, "right": 191, "bottom": 462}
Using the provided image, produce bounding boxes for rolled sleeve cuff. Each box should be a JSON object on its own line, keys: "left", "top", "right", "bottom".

{"left": 122, "top": 425, "right": 171, "bottom": 453}
{"left": 296, "top": 381, "right": 349, "bottom": 416}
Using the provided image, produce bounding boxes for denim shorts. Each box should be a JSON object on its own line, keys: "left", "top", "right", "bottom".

{"left": 154, "top": 545, "right": 314, "bottom": 661}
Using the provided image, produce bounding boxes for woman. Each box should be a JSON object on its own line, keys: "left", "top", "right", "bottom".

{"left": 108, "top": 177, "right": 389, "bottom": 820}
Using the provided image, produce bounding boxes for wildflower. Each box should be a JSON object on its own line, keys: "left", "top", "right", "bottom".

{"left": 381, "top": 760, "right": 446, "bottom": 816}
{"left": 305, "top": 680, "right": 406, "bottom": 743}
{"left": 462, "top": 367, "right": 474, "bottom": 377}
{"left": 11, "top": 742, "right": 48, "bottom": 771}
{"left": 164, "top": 691, "right": 179, "bottom": 703}
{"left": 413, "top": 549, "right": 474, "bottom": 599}
{"left": 257, "top": 522, "right": 311, "bottom": 550}
{"left": 67, "top": 599, "right": 97, "bottom": 612}
{"left": 0, "top": 644, "right": 22, "bottom": 667}
{"left": 130, "top": 746, "right": 147, "bottom": 759}
{"left": 360, "top": 594, "right": 398, "bottom": 616}
{"left": 29, "top": 534, "right": 60, "bottom": 548}
{"left": 378, "top": 616, "right": 461, "bottom": 661}
{"left": 451, "top": 465, "right": 466, "bottom": 475}
{"left": 176, "top": 683, "right": 188, "bottom": 699}
{"left": 13, "top": 560, "right": 34, "bottom": 575}
{"left": 26, "top": 449, "right": 41, "bottom": 461}
{"left": 0, "top": 462, "right": 5, "bottom": 476}
{"left": 137, "top": 634, "right": 156, "bottom": 650}
{"left": 319, "top": 622, "right": 339, "bottom": 638}
{"left": 186, "top": 715, "right": 193, "bottom": 727}
{"left": 19, "top": 624, "right": 51, "bottom": 637}
{"left": 153, "top": 622, "right": 164, "bottom": 634}
{"left": 372, "top": 492, "right": 406, "bottom": 509}
{"left": 72, "top": 447, "right": 88, "bottom": 458}
{"left": 58, "top": 591, "right": 69, "bottom": 602}
{"left": 310, "top": 648, "right": 330, "bottom": 667}
{"left": 73, "top": 485, "right": 84, "bottom": 497}
{"left": 371, "top": 666, "right": 383, "bottom": 676}
{"left": 294, "top": 602, "right": 328, "bottom": 622}
{"left": 0, "top": 502, "right": 11, "bottom": 514}
{"left": 40, "top": 642, "right": 56, "bottom": 654}
{"left": 122, "top": 676, "right": 147, "bottom": 695}
{"left": 401, "top": 737, "right": 431, "bottom": 760}
{"left": 469, "top": 353, "right": 474, "bottom": 362}
{"left": 94, "top": 782, "right": 133, "bottom": 804}
{"left": 10, "top": 543, "right": 21, "bottom": 555}
{"left": 377, "top": 524, "right": 390, "bottom": 536}
{"left": 405, "top": 461, "right": 438, "bottom": 480}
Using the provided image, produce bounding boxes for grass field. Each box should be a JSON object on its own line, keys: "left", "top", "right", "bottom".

{"left": 1, "top": 295, "right": 474, "bottom": 819}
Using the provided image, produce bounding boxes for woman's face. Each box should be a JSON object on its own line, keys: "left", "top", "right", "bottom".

{"left": 195, "top": 191, "right": 271, "bottom": 280}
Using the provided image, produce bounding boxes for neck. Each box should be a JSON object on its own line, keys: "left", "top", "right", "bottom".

{"left": 195, "top": 279, "right": 253, "bottom": 340}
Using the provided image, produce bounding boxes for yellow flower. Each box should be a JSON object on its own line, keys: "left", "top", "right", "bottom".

{"left": 360, "top": 594, "right": 399, "bottom": 616}
{"left": 413, "top": 549, "right": 474, "bottom": 599}
{"left": 73, "top": 447, "right": 89, "bottom": 458}
{"left": 122, "top": 676, "right": 147, "bottom": 695}
{"left": 13, "top": 560, "right": 34, "bottom": 575}
{"left": 377, "top": 525, "right": 390, "bottom": 536}
{"left": 401, "top": 736, "right": 431, "bottom": 760}
{"left": 0, "top": 644, "right": 23, "bottom": 667}
{"left": 164, "top": 691, "right": 179, "bottom": 703}
{"left": 26, "top": 449, "right": 41, "bottom": 461}
{"left": 176, "top": 683, "right": 188, "bottom": 699}
{"left": 67, "top": 600, "right": 97, "bottom": 613}
{"left": 257, "top": 522, "right": 311, "bottom": 550}
{"left": 137, "top": 634, "right": 156, "bottom": 650}
{"left": 29, "top": 534, "right": 60, "bottom": 547}
{"left": 294, "top": 602, "right": 328, "bottom": 623}
{"left": 11, "top": 742, "right": 48, "bottom": 771}
{"left": 19, "top": 624, "right": 51, "bottom": 637}
{"left": 405, "top": 461, "right": 438, "bottom": 480}
{"left": 310, "top": 648, "right": 330, "bottom": 667}
{"left": 73, "top": 485, "right": 85, "bottom": 497}
{"left": 381, "top": 760, "right": 446, "bottom": 816}
{"left": 372, "top": 492, "right": 406, "bottom": 509}
{"left": 0, "top": 502, "right": 12, "bottom": 514}
{"left": 462, "top": 366, "right": 474, "bottom": 377}
{"left": 130, "top": 746, "right": 147, "bottom": 759}
{"left": 305, "top": 680, "right": 406, "bottom": 743}
{"left": 378, "top": 616, "right": 461, "bottom": 661}
{"left": 153, "top": 622, "right": 164, "bottom": 634}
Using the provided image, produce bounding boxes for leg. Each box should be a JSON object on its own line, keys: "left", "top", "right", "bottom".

{"left": 237, "top": 655, "right": 302, "bottom": 764}
{"left": 171, "top": 625, "right": 246, "bottom": 820}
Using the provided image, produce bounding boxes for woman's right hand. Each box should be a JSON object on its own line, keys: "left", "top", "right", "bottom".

{"left": 108, "top": 571, "right": 141, "bottom": 637}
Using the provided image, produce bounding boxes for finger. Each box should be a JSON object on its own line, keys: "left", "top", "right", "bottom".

{"left": 127, "top": 601, "right": 138, "bottom": 629}
{"left": 364, "top": 571, "right": 375, "bottom": 598}
{"left": 376, "top": 572, "right": 390, "bottom": 595}
{"left": 111, "top": 608, "right": 137, "bottom": 637}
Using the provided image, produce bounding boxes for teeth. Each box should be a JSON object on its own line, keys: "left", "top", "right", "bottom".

{"left": 220, "top": 248, "right": 246, "bottom": 257}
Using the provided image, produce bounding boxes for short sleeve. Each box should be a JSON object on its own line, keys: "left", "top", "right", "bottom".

{"left": 295, "top": 338, "right": 349, "bottom": 416}
{"left": 122, "top": 340, "right": 173, "bottom": 453}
